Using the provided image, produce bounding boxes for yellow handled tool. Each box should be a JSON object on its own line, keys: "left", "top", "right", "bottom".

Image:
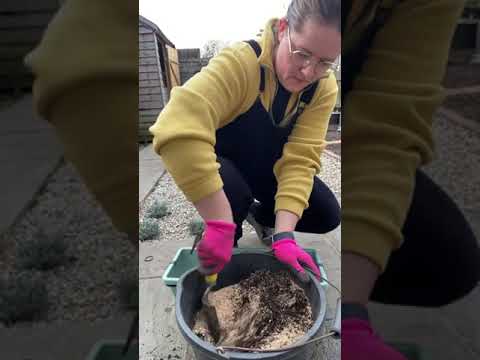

{"left": 202, "top": 272, "right": 221, "bottom": 343}
{"left": 205, "top": 273, "right": 218, "bottom": 285}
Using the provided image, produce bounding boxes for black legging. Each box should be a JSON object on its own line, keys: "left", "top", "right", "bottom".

{"left": 370, "top": 170, "right": 480, "bottom": 307}
{"left": 217, "top": 156, "right": 341, "bottom": 246}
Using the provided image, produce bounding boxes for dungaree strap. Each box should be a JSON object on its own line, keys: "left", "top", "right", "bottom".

{"left": 244, "top": 39, "right": 319, "bottom": 120}
{"left": 300, "top": 82, "right": 318, "bottom": 104}
{"left": 245, "top": 39, "right": 265, "bottom": 92}
{"left": 295, "top": 82, "right": 319, "bottom": 118}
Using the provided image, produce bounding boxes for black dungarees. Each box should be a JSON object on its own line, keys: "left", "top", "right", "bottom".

{"left": 214, "top": 40, "right": 341, "bottom": 244}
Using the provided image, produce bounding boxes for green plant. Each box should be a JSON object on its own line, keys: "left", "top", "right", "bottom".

{"left": 188, "top": 218, "right": 204, "bottom": 254}
{"left": 0, "top": 272, "right": 49, "bottom": 326}
{"left": 16, "top": 228, "right": 69, "bottom": 271}
{"left": 146, "top": 200, "right": 170, "bottom": 219}
{"left": 188, "top": 217, "right": 205, "bottom": 237}
{"left": 139, "top": 218, "right": 159, "bottom": 241}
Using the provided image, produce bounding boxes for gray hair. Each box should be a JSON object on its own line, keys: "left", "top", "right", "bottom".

{"left": 286, "top": 0, "right": 341, "bottom": 33}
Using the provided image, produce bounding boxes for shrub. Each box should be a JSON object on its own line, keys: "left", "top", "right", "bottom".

{"left": 0, "top": 272, "right": 49, "bottom": 325}
{"left": 139, "top": 218, "right": 159, "bottom": 241}
{"left": 188, "top": 218, "right": 205, "bottom": 237}
{"left": 146, "top": 200, "right": 170, "bottom": 219}
{"left": 16, "top": 229, "right": 69, "bottom": 271}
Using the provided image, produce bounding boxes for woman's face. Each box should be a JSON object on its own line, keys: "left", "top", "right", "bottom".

{"left": 274, "top": 17, "right": 341, "bottom": 93}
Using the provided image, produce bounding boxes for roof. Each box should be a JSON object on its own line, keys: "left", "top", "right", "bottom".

{"left": 139, "top": 15, "right": 175, "bottom": 48}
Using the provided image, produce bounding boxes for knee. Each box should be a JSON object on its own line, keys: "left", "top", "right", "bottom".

{"left": 441, "top": 251, "right": 480, "bottom": 306}
{"left": 310, "top": 178, "right": 341, "bottom": 232}
{"left": 310, "top": 200, "right": 340, "bottom": 234}
{"left": 416, "top": 277, "right": 480, "bottom": 307}
{"left": 322, "top": 194, "right": 341, "bottom": 232}
{"left": 325, "top": 204, "right": 341, "bottom": 232}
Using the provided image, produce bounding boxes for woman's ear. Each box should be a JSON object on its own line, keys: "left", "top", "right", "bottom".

{"left": 277, "top": 17, "right": 288, "bottom": 41}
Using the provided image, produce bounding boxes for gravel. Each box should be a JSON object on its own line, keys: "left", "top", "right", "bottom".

{"left": 139, "top": 172, "right": 199, "bottom": 244}
{"left": 319, "top": 151, "right": 341, "bottom": 202}
{"left": 326, "top": 129, "right": 341, "bottom": 157}
{"left": 1, "top": 160, "right": 137, "bottom": 327}
{"left": 423, "top": 109, "right": 480, "bottom": 237}
{"left": 139, "top": 151, "right": 341, "bottom": 243}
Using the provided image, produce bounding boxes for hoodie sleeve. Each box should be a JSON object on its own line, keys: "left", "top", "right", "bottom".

{"left": 24, "top": 0, "right": 138, "bottom": 239}
{"left": 342, "top": 0, "right": 465, "bottom": 271}
{"left": 149, "top": 42, "right": 260, "bottom": 203}
{"left": 274, "top": 73, "right": 338, "bottom": 218}
{"left": 25, "top": 0, "right": 137, "bottom": 118}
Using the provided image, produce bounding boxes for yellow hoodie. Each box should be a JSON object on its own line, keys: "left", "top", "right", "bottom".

{"left": 25, "top": 0, "right": 138, "bottom": 241}
{"left": 342, "top": 0, "right": 465, "bottom": 270}
{"left": 149, "top": 18, "right": 338, "bottom": 218}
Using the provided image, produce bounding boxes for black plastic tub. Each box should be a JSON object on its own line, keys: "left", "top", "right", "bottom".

{"left": 85, "top": 340, "right": 138, "bottom": 360}
{"left": 175, "top": 252, "right": 327, "bottom": 359}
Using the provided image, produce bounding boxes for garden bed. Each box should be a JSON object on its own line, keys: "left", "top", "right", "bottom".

{"left": 0, "top": 161, "right": 137, "bottom": 328}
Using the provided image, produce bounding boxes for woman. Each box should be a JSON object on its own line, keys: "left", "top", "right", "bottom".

{"left": 25, "top": 0, "right": 138, "bottom": 245}
{"left": 150, "top": 0, "right": 341, "bottom": 282}
{"left": 342, "top": 1, "right": 480, "bottom": 359}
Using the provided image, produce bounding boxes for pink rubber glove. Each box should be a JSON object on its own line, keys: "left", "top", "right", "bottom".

{"left": 197, "top": 219, "right": 236, "bottom": 274}
{"left": 342, "top": 318, "right": 408, "bottom": 360}
{"left": 271, "top": 238, "right": 321, "bottom": 281}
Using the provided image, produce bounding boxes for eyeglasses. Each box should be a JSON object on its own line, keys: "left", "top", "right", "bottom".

{"left": 287, "top": 27, "right": 339, "bottom": 76}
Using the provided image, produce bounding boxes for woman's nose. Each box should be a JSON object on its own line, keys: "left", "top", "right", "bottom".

{"left": 301, "top": 65, "right": 315, "bottom": 81}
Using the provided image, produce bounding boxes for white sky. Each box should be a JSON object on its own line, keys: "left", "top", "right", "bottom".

{"left": 139, "top": 0, "right": 292, "bottom": 49}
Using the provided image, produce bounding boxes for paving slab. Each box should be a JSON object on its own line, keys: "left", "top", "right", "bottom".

{"left": 139, "top": 145, "right": 166, "bottom": 203}
{"left": 445, "top": 85, "right": 480, "bottom": 96}
{"left": 368, "top": 299, "right": 480, "bottom": 360}
{"left": 437, "top": 106, "right": 480, "bottom": 133}
{"left": 139, "top": 225, "right": 341, "bottom": 359}
{"left": 438, "top": 285, "right": 480, "bottom": 355}
{"left": 0, "top": 95, "right": 63, "bottom": 234}
{"left": 0, "top": 316, "right": 135, "bottom": 360}
{"left": 139, "top": 277, "right": 187, "bottom": 360}
{"left": 139, "top": 227, "right": 194, "bottom": 359}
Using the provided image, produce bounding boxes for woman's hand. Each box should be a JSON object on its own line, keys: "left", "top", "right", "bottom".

{"left": 197, "top": 219, "right": 236, "bottom": 274}
{"left": 272, "top": 236, "right": 321, "bottom": 281}
{"left": 272, "top": 210, "right": 321, "bottom": 281}
{"left": 193, "top": 189, "right": 236, "bottom": 274}
{"left": 343, "top": 318, "right": 408, "bottom": 360}
{"left": 342, "top": 252, "right": 380, "bottom": 304}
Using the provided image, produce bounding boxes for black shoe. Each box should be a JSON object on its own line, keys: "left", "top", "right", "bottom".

{"left": 245, "top": 201, "right": 274, "bottom": 246}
